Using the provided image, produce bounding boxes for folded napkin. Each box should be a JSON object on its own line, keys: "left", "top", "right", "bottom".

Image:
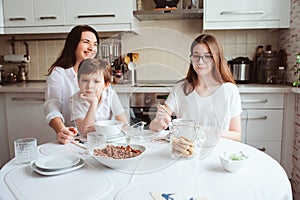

{"left": 150, "top": 192, "right": 207, "bottom": 200}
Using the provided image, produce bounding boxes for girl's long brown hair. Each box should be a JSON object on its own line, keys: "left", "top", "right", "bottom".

{"left": 47, "top": 25, "right": 99, "bottom": 75}
{"left": 183, "top": 34, "right": 235, "bottom": 95}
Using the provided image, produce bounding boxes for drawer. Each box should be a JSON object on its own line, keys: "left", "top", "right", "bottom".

{"left": 246, "top": 140, "right": 281, "bottom": 162}
{"left": 240, "top": 93, "right": 284, "bottom": 109}
{"left": 242, "top": 109, "right": 283, "bottom": 141}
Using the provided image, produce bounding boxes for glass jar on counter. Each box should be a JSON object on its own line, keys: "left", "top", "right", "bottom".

{"left": 277, "top": 66, "right": 286, "bottom": 84}
{"left": 257, "top": 51, "right": 279, "bottom": 84}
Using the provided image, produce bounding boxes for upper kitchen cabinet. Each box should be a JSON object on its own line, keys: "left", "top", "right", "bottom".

{"left": 1, "top": 0, "right": 136, "bottom": 34}
{"left": 203, "top": 0, "right": 291, "bottom": 30}
{"left": 3, "top": 0, "right": 65, "bottom": 34}
{"left": 3, "top": 0, "right": 34, "bottom": 27}
{"left": 0, "top": 0, "right": 4, "bottom": 34}
{"left": 65, "top": 0, "right": 136, "bottom": 32}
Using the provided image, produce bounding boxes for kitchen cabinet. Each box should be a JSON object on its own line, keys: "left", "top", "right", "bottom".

{"left": 241, "top": 93, "right": 284, "bottom": 162}
{"left": 0, "top": 0, "right": 4, "bottom": 34}
{"left": 5, "top": 92, "right": 56, "bottom": 159}
{"left": 65, "top": 0, "right": 136, "bottom": 32}
{"left": 117, "top": 93, "right": 130, "bottom": 123}
{"left": 204, "top": 0, "right": 291, "bottom": 30}
{"left": 2, "top": 0, "right": 136, "bottom": 34}
{"left": 2, "top": 0, "right": 64, "bottom": 27}
{"left": 0, "top": 93, "right": 9, "bottom": 168}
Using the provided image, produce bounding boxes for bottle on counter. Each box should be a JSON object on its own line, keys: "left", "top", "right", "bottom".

{"left": 252, "top": 45, "right": 264, "bottom": 83}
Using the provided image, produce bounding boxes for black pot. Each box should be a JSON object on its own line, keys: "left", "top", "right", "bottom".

{"left": 153, "top": 0, "right": 180, "bottom": 8}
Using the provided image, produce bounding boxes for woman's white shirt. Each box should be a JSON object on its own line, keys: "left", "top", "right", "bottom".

{"left": 165, "top": 82, "right": 242, "bottom": 130}
{"left": 44, "top": 67, "right": 79, "bottom": 127}
{"left": 69, "top": 86, "right": 125, "bottom": 122}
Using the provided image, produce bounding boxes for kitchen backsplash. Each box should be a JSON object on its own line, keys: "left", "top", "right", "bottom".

{"left": 278, "top": 0, "right": 300, "bottom": 85}
{"left": 0, "top": 20, "right": 279, "bottom": 81}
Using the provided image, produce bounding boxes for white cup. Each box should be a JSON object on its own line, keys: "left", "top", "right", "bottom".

{"left": 14, "top": 138, "right": 37, "bottom": 164}
{"left": 94, "top": 120, "right": 122, "bottom": 138}
{"left": 86, "top": 132, "right": 106, "bottom": 152}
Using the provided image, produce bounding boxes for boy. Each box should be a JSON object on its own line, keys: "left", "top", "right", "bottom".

{"left": 70, "top": 58, "right": 127, "bottom": 135}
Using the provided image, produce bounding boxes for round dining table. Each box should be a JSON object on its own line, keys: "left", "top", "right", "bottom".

{"left": 0, "top": 132, "right": 293, "bottom": 200}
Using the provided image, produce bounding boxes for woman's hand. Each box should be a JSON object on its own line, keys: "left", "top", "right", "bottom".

{"left": 57, "top": 126, "right": 78, "bottom": 144}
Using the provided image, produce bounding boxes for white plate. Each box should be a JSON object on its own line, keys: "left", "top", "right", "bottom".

{"left": 126, "top": 130, "right": 159, "bottom": 139}
{"left": 35, "top": 154, "right": 80, "bottom": 170}
{"left": 30, "top": 158, "right": 85, "bottom": 176}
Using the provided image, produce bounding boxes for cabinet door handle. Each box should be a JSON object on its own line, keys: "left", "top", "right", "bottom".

{"left": 258, "top": 147, "right": 266, "bottom": 152}
{"left": 77, "top": 14, "right": 116, "bottom": 19}
{"left": 39, "top": 16, "right": 57, "bottom": 20}
{"left": 220, "top": 11, "right": 264, "bottom": 15}
{"left": 241, "top": 116, "right": 267, "bottom": 120}
{"left": 9, "top": 17, "right": 26, "bottom": 21}
{"left": 241, "top": 99, "right": 268, "bottom": 104}
{"left": 11, "top": 97, "right": 45, "bottom": 102}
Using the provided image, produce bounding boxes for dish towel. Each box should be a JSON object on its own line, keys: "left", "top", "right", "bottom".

{"left": 150, "top": 192, "right": 207, "bottom": 200}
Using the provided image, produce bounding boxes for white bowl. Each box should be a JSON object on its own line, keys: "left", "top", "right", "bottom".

{"left": 90, "top": 143, "right": 146, "bottom": 169}
{"left": 94, "top": 120, "right": 123, "bottom": 137}
{"left": 219, "top": 151, "right": 249, "bottom": 173}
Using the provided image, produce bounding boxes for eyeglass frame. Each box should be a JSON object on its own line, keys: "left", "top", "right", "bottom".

{"left": 190, "top": 54, "right": 213, "bottom": 63}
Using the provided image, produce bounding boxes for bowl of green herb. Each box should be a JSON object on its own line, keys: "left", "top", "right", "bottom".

{"left": 219, "top": 151, "right": 249, "bottom": 173}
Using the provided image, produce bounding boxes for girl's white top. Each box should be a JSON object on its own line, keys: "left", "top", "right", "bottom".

{"left": 165, "top": 82, "right": 242, "bottom": 130}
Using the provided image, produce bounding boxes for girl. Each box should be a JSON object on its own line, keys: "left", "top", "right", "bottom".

{"left": 150, "top": 34, "right": 242, "bottom": 141}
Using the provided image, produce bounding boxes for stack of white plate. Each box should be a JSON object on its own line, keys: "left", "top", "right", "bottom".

{"left": 30, "top": 154, "right": 84, "bottom": 176}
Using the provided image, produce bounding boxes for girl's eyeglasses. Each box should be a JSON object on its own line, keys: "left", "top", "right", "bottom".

{"left": 190, "top": 55, "right": 213, "bottom": 63}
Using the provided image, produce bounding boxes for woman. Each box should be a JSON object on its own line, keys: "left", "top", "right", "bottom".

{"left": 149, "top": 34, "right": 242, "bottom": 141}
{"left": 44, "top": 25, "right": 99, "bottom": 144}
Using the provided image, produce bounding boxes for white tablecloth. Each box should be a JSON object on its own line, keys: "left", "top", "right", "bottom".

{"left": 0, "top": 136, "right": 292, "bottom": 200}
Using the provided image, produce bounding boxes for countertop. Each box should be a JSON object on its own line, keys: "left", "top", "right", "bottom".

{"left": 0, "top": 81, "right": 295, "bottom": 93}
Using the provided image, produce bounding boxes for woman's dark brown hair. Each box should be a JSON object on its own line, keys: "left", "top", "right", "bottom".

{"left": 47, "top": 25, "right": 99, "bottom": 75}
{"left": 183, "top": 34, "right": 235, "bottom": 95}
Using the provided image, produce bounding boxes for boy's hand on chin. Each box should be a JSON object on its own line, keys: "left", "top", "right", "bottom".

{"left": 80, "top": 93, "right": 98, "bottom": 105}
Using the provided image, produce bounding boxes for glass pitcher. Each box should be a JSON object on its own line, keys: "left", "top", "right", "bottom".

{"left": 169, "top": 119, "right": 200, "bottom": 159}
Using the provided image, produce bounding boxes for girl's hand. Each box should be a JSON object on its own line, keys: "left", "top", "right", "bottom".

{"left": 57, "top": 126, "right": 78, "bottom": 144}
{"left": 155, "top": 104, "right": 171, "bottom": 129}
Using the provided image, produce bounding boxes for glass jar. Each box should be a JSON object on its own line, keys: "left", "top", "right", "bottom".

{"left": 277, "top": 66, "right": 286, "bottom": 84}
{"left": 257, "top": 51, "right": 279, "bottom": 84}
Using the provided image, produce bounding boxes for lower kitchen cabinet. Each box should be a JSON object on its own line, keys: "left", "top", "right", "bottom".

{"left": 5, "top": 92, "right": 56, "bottom": 159}
{"left": 0, "top": 93, "right": 9, "bottom": 167}
{"left": 117, "top": 92, "right": 130, "bottom": 123}
{"left": 241, "top": 93, "right": 284, "bottom": 163}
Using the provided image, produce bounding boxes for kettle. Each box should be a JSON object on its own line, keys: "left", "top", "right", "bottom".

{"left": 17, "top": 65, "right": 29, "bottom": 82}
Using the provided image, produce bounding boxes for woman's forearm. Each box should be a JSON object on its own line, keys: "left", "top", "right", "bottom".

{"left": 49, "top": 117, "right": 65, "bottom": 134}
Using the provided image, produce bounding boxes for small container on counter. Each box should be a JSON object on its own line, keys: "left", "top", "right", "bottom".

{"left": 277, "top": 66, "right": 286, "bottom": 84}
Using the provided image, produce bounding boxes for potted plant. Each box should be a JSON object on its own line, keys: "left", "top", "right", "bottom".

{"left": 293, "top": 53, "right": 300, "bottom": 87}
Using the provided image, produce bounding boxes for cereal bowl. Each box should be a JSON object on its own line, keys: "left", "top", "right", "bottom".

{"left": 94, "top": 120, "right": 123, "bottom": 138}
{"left": 89, "top": 143, "right": 146, "bottom": 169}
{"left": 219, "top": 151, "right": 249, "bottom": 173}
